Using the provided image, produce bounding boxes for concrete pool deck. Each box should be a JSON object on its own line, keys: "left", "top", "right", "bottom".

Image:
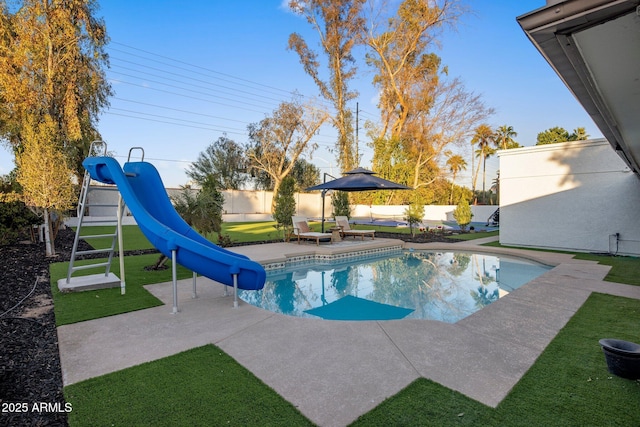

{"left": 57, "top": 236, "right": 640, "bottom": 427}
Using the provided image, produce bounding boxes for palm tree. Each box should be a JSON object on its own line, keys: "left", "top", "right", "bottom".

{"left": 491, "top": 170, "right": 500, "bottom": 205}
{"left": 570, "top": 127, "right": 589, "bottom": 141}
{"left": 445, "top": 152, "right": 467, "bottom": 205}
{"left": 476, "top": 146, "right": 497, "bottom": 204}
{"left": 471, "top": 124, "right": 495, "bottom": 203}
{"left": 495, "top": 125, "right": 519, "bottom": 150}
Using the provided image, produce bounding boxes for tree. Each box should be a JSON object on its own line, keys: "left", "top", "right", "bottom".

{"left": 362, "top": 0, "right": 465, "bottom": 139}
{"left": 570, "top": 127, "right": 589, "bottom": 141}
{"left": 536, "top": 126, "right": 570, "bottom": 145}
{"left": 172, "top": 176, "right": 224, "bottom": 236}
{"left": 405, "top": 77, "right": 492, "bottom": 191}
{"left": 331, "top": 191, "right": 351, "bottom": 218}
{"left": 151, "top": 175, "right": 225, "bottom": 269}
{"left": 479, "top": 146, "right": 496, "bottom": 204}
{"left": 470, "top": 124, "right": 495, "bottom": 200}
{"left": 15, "top": 116, "right": 76, "bottom": 256}
{"left": 362, "top": 0, "right": 488, "bottom": 192}
{"left": 445, "top": 152, "right": 467, "bottom": 204}
{"left": 246, "top": 100, "right": 328, "bottom": 212}
{"left": 0, "top": 171, "right": 41, "bottom": 245}
{"left": 453, "top": 197, "right": 473, "bottom": 232}
{"left": 404, "top": 198, "right": 425, "bottom": 238}
{"left": 186, "top": 135, "right": 247, "bottom": 189}
{"left": 291, "top": 158, "right": 320, "bottom": 190}
{"left": 288, "top": 0, "right": 365, "bottom": 172}
{"left": 0, "top": 0, "right": 112, "bottom": 182}
{"left": 491, "top": 170, "right": 500, "bottom": 205}
{"left": 536, "top": 126, "right": 589, "bottom": 145}
{"left": 495, "top": 125, "right": 520, "bottom": 149}
{"left": 272, "top": 176, "right": 296, "bottom": 241}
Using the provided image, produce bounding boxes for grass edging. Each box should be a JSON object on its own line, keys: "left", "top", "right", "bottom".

{"left": 62, "top": 293, "right": 640, "bottom": 426}
{"left": 351, "top": 293, "right": 640, "bottom": 426}
{"left": 51, "top": 254, "right": 193, "bottom": 326}
{"left": 64, "top": 345, "right": 313, "bottom": 426}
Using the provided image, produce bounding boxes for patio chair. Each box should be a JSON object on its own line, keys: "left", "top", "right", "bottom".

{"left": 291, "top": 216, "right": 332, "bottom": 245}
{"left": 335, "top": 216, "right": 375, "bottom": 240}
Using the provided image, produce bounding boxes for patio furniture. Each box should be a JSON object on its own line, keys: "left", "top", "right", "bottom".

{"left": 329, "top": 227, "right": 342, "bottom": 242}
{"left": 335, "top": 216, "right": 375, "bottom": 240}
{"left": 291, "top": 216, "right": 332, "bottom": 245}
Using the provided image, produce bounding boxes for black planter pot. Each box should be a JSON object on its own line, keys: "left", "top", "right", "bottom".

{"left": 599, "top": 338, "right": 640, "bottom": 380}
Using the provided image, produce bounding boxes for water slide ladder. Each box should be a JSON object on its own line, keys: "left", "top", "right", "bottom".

{"left": 61, "top": 142, "right": 133, "bottom": 293}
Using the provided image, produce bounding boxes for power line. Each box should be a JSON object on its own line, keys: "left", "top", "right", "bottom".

{"left": 113, "top": 97, "right": 252, "bottom": 125}
{"left": 108, "top": 107, "right": 249, "bottom": 133}
{"left": 110, "top": 58, "right": 290, "bottom": 105}
{"left": 103, "top": 111, "right": 248, "bottom": 135}
{"left": 100, "top": 41, "right": 380, "bottom": 175}
{"left": 108, "top": 42, "right": 337, "bottom": 112}
{"left": 109, "top": 42, "right": 298, "bottom": 98}
{"left": 109, "top": 74, "right": 276, "bottom": 113}
{"left": 106, "top": 42, "right": 365, "bottom": 123}
{"left": 104, "top": 104, "right": 338, "bottom": 147}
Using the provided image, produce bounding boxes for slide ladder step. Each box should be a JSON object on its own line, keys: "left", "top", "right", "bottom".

{"left": 79, "top": 219, "right": 118, "bottom": 224}
{"left": 70, "top": 262, "right": 112, "bottom": 272}
{"left": 85, "top": 203, "right": 119, "bottom": 208}
{"left": 75, "top": 248, "right": 116, "bottom": 256}
{"left": 81, "top": 233, "right": 117, "bottom": 240}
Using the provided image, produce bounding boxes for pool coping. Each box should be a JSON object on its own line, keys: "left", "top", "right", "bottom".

{"left": 56, "top": 237, "right": 640, "bottom": 427}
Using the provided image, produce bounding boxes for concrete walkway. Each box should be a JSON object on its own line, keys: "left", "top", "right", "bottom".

{"left": 57, "top": 237, "right": 640, "bottom": 427}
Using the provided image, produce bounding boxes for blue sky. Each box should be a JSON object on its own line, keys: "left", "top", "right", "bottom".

{"left": 1, "top": 0, "right": 603, "bottom": 189}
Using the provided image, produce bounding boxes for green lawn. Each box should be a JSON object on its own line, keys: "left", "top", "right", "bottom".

{"left": 574, "top": 253, "right": 640, "bottom": 286}
{"left": 216, "top": 220, "right": 411, "bottom": 243}
{"left": 447, "top": 230, "right": 499, "bottom": 241}
{"left": 58, "top": 223, "right": 640, "bottom": 425}
{"left": 63, "top": 293, "right": 640, "bottom": 426}
{"left": 77, "top": 221, "right": 497, "bottom": 246}
{"left": 65, "top": 345, "right": 313, "bottom": 427}
{"left": 353, "top": 292, "right": 640, "bottom": 426}
{"left": 51, "top": 254, "right": 193, "bottom": 325}
{"left": 75, "top": 224, "right": 155, "bottom": 251}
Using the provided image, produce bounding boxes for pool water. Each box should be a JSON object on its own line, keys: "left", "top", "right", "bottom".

{"left": 238, "top": 251, "right": 552, "bottom": 323}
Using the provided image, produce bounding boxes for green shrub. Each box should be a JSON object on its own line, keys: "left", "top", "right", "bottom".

{"left": 273, "top": 177, "right": 296, "bottom": 240}
{"left": 453, "top": 198, "right": 473, "bottom": 231}
{"left": 331, "top": 191, "right": 351, "bottom": 218}
{"left": 0, "top": 200, "right": 41, "bottom": 245}
{"left": 404, "top": 201, "right": 424, "bottom": 238}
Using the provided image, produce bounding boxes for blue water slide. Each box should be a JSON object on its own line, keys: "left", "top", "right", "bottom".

{"left": 82, "top": 156, "right": 265, "bottom": 291}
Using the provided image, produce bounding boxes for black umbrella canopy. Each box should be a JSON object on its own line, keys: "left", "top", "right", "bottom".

{"left": 306, "top": 168, "right": 411, "bottom": 192}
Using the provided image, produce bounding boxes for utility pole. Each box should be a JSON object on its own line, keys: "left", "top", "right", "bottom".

{"left": 355, "top": 102, "right": 359, "bottom": 166}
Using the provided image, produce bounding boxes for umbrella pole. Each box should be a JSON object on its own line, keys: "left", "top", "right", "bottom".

{"left": 321, "top": 189, "right": 327, "bottom": 232}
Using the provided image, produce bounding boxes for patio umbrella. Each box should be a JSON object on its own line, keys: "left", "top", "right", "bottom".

{"left": 305, "top": 167, "right": 412, "bottom": 231}
{"left": 306, "top": 167, "right": 412, "bottom": 192}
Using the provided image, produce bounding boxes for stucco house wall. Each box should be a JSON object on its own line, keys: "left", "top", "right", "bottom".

{"left": 499, "top": 139, "right": 640, "bottom": 256}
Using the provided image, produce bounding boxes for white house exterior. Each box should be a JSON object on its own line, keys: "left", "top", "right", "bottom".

{"left": 499, "top": 139, "right": 640, "bottom": 256}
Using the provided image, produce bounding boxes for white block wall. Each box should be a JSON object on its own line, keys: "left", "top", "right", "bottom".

{"left": 499, "top": 139, "right": 640, "bottom": 255}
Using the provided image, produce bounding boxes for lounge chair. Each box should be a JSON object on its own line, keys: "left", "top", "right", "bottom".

{"left": 335, "top": 216, "right": 375, "bottom": 240}
{"left": 291, "top": 216, "right": 332, "bottom": 245}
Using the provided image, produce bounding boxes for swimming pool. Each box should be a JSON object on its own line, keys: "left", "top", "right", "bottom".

{"left": 238, "top": 251, "right": 552, "bottom": 323}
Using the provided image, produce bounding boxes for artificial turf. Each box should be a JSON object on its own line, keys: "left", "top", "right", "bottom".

{"left": 64, "top": 345, "right": 313, "bottom": 427}
{"left": 351, "top": 293, "right": 640, "bottom": 426}
{"left": 57, "top": 224, "right": 640, "bottom": 425}
{"left": 62, "top": 293, "right": 640, "bottom": 426}
{"left": 51, "top": 253, "right": 193, "bottom": 325}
